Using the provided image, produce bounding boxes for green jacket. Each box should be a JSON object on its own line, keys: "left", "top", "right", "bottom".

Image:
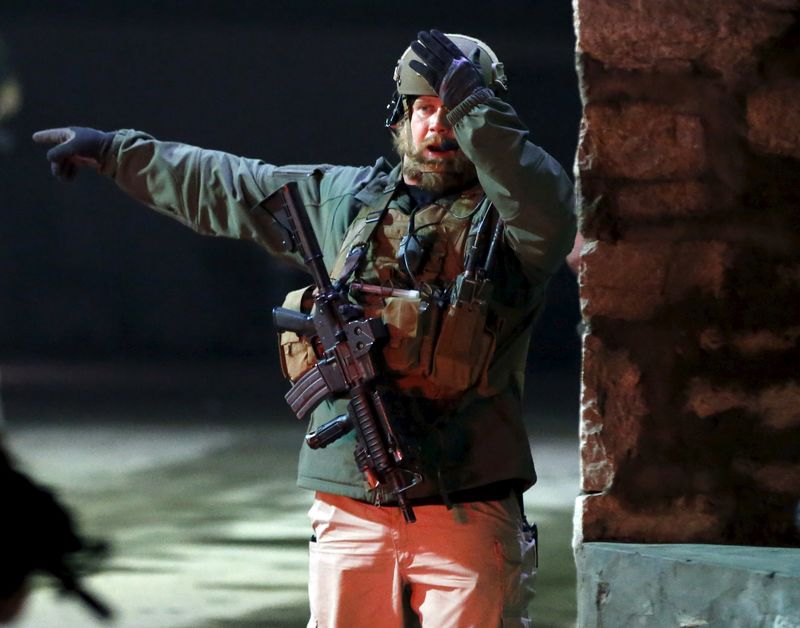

{"left": 100, "top": 94, "right": 576, "bottom": 501}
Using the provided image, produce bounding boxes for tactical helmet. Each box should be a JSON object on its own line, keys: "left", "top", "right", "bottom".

{"left": 386, "top": 33, "right": 507, "bottom": 127}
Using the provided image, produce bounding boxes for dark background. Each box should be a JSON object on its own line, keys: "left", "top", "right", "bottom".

{"left": 0, "top": 1, "right": 580, "bottom": 374}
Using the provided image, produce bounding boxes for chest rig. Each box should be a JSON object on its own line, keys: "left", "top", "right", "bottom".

{"left": 279, "top": 184, "right": 503, "bottom": 400}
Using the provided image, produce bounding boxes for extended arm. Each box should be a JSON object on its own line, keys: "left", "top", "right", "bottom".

{"left": 33, "top": 127, "right": 372, "bottom": 270}
{"left": 101, "top": 130, "right": 312, "bottom": 264}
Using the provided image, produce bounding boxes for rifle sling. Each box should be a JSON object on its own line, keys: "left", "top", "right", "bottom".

{"left": 334, "top": 187, "right": 396, "bottom": 285}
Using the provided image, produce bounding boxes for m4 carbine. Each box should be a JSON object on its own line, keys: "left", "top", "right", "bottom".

{"left": 260, "top": 182, "right": 419, "bottom": 523}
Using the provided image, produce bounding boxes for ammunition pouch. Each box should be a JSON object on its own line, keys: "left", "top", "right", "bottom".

{"left": 429, "top": 274, "right": 496, "bottom": 396}
{"left": 278, "top": 285, "right": 318, "bottom": 382}
{"left": 374, "top": 274, "right": 498, "bottom": 399}
{"left": 380, "top": 295, "right": 439, "bottom": 375}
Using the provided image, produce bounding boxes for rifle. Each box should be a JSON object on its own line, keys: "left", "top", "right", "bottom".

{"left": 260, "top": 182, "right": 420, "bottom": 523}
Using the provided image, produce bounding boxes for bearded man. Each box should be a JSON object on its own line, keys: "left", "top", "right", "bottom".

{"left": 34, "top": 30, "right": 575, "bottom": 628}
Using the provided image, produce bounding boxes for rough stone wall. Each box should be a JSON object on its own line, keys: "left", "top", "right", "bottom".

{"left": 574, "top": 0, "right": 800, "bottom": 546}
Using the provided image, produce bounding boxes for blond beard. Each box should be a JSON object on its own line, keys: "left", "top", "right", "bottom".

{"left": 392, "top": 118, "right": 477, "bottom": 195}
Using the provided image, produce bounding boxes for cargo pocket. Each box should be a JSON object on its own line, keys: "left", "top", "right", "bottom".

{"left": 278, "top": 285, "right": 317, "bottom": 382}
{"left": 380, "top": 296, "right": 437, "bottom": 375}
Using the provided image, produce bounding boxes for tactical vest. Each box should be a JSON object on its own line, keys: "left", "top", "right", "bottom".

{"left": 278, "top": 185, "right": 505, "bottom": 400}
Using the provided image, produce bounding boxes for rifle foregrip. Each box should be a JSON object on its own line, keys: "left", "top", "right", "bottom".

{"left": 306, "top": 414, "right": 353, "bottom": 449}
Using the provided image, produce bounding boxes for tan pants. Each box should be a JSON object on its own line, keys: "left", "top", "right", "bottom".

{"left": 306, "top": 491, "right": 535, "bottom": 628}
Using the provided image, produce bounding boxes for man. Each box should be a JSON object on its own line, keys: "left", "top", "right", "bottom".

{"left": 35, "top": 30, "right": 575, "bottom": 627}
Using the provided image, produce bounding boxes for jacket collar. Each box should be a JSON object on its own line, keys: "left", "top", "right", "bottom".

{"left": 353, "top": 160, "right": 402, "bottom": 208}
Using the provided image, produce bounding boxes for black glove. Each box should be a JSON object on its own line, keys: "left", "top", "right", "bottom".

{"left": 32, "top": 126, "right": 115, "bottom": 181}
{"left": 409, "top": 30, "right": 487, "bottom": 110}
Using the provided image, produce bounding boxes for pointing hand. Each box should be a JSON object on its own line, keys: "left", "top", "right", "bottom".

{"left": 32, "top": 127, "right": 114, "bottom": 181}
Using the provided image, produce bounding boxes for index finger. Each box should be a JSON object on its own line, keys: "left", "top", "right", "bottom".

{"left": 32, "top": 128, "right": 75, "bottom": 145}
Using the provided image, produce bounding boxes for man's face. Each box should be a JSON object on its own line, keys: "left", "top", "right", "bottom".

{"left": 409, "top": 96, "right": 458, "bottom": 160}
{"left": 393, "top": 95, "right": 477, "bottom": 195}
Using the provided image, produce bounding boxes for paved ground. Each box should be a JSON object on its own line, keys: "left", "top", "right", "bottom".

{"left": 1, "top": 362, "right": 580, "bottom": 628}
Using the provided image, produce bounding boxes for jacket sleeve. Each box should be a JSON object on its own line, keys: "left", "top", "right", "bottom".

{"left": 450, "top": 92, "right": 576, "bottom": 285}
{"left": 99, "top": 130, "right": 364, "bottom": 270}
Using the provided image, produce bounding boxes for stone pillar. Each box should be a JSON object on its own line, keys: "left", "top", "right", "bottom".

{"left": 574, "top": 0, "right": 800, "bottom": 547}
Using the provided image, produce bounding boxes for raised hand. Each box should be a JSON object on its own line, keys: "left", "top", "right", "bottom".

{"left": 408, "top": 30, "right": 487, "bottom": 110}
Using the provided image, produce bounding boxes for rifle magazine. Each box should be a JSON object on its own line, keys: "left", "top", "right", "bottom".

{"left": 285, "top": 365, "right": 330, "bottom": 421}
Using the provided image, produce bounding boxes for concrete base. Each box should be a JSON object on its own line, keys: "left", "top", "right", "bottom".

{"left": 575, "top": 542, "right": 800, "bottom": 628}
